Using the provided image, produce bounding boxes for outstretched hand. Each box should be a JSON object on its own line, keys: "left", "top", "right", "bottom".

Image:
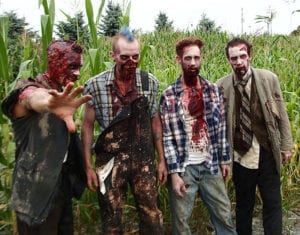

{"left": 48, "top": 82, "right": 92, "bottom": 133}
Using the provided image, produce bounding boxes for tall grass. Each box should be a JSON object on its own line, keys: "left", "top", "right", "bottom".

{"left": 0, "top": 1, "right": 299, "bottom": 234}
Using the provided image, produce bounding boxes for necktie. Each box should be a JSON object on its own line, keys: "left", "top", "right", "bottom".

{"left": 236, "top": 78, "right": 253, "bottom": 151}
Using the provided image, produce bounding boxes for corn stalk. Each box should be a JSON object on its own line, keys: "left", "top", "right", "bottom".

{"left": 39, "top": 0, "right": 55, "bottom": 71}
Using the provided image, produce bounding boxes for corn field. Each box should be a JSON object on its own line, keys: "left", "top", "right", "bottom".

{"left": 0, "top": 0, "right": 299, "bottom": 234}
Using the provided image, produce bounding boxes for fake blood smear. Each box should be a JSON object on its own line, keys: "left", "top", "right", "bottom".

{"left": 188, "top": 88, "right": 205, "bottom": 143}
{"left": 47, "top": 41, "right": 82, "bottom": 86}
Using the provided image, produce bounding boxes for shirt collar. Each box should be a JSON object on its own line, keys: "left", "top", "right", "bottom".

{"left": 105, "top": 65, "right": 142, "bottom": 89}
{"left": 233, "top": 68, "right": 252, "bottom": 86}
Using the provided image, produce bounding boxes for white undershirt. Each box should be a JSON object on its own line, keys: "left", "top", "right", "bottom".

{"left": 181, "top": 97, "right": 209, "bottom": 165}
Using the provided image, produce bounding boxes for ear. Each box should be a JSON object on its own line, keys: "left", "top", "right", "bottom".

{"left": 249, "top": 54, "right": 253, "bottom": 62}
{"left": 110, "top": 51, "right": 116, "bottom": 61}
{"left": 176, "top": 55, "right": 182, "bottom": 64}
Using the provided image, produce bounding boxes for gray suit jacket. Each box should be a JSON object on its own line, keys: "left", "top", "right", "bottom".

{"left": 217, "top": 68, "right": 293, "bottom": 173}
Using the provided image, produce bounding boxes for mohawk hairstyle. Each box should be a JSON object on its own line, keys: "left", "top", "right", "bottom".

{"left": 119, "top": 26, "right": 135, "bottom": 42}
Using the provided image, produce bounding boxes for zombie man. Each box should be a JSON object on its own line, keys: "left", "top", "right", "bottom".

{"left": 160, "top": 37, "right": 237, "bottom": 235}
{"left": 217, "top": 38, "right": 293, "bottom": 235}
{"left": 81, "top": 27, "right": 167, "bottom": 234}
{"left": 1, "top": 39, "right": 91, "bottom": 235}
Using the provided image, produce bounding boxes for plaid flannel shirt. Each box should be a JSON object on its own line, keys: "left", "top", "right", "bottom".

{"left": 159, "top": 76, "right": 230, "bottom": 174}
{"left": 83, "top": 67, "right": 159, "bottom": 129}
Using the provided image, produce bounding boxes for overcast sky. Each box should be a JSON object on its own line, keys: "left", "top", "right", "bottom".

{"left": 0, "top": 0, "right": 299, "bottom": 35}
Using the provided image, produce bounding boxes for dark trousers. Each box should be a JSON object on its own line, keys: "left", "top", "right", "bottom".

{"left": 17, "top": 172, "right": 74, "bottom": 235}
{"left": 233, "top": 147, "right": 282, "bottom": 235}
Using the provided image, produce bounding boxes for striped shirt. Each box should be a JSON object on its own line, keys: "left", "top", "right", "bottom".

{"left": 159, "top": 76, "right": 230, "bottom": 174}
{"left": 83, "top": 67, "right": 159, "bottom": 129}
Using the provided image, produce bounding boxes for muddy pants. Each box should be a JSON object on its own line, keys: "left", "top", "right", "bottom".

{"left": 98, "top": 153, "right": 163, "bottom": 234}
{"left": 95, "top": 97, "right": 163, "bottom": 234}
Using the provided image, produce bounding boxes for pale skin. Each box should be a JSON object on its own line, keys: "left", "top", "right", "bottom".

{"left": 227, "top": 44, "right": 252, "bottom": 79}
{"left": 82, "top": 36, "right": 168, "bottom": 192}
{"left": 81, "top": 103, "right": 98, "bottom": 191}
{"left": 13, "top": 83, "right": 92, "bottom": 133}
{"left": 228, "top": 43, "right": 292, "bottom": 164}
{"left": 172, "top": 45, "right": 230, "bottom": 198}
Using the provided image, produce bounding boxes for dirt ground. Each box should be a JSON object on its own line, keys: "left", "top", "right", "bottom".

{"left": 252, "top": 207, "right": 300, "bottom": 235}
{"left": 189, "top": 206, "right": 300, "bottom": 235}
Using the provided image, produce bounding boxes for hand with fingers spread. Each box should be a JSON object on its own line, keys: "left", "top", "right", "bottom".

{"left": 48, "top": 82, "right": 92, "bottom": 132}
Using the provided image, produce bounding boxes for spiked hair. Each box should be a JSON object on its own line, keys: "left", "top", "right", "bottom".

{"left": 112, "top": 26, "right": 137, "bottom": 53}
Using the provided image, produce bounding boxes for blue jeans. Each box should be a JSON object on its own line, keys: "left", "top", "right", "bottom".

{"left": 169, "top": 164, "right": 236, "bottom": 235}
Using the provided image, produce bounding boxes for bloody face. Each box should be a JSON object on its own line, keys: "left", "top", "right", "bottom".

{"left": 112, "top": 37, "right": 140, "bottom": 81}
{"left": 179, "top": 45, "right": 201, "bottom": 87}
{"left": 118, "top": 58, "right": 138, "bottom": 81}
{"left": 228, "top": 43, "right": 251, "bottom": 79}
{"left": 46, "top": 41, "right": 83, "bottom": 87}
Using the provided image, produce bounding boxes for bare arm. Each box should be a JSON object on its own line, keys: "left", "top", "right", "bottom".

{"left": 151, "top": 112, "right": 168, "bottom": 185}
{"left": 14, "top": 82, "right": 91, "bottom": 133}
{"left": 81, "top": 103, "right": 99, "bottom": 192}
{"left": 13, "top": 86, "right": 51, "bottom": 117}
